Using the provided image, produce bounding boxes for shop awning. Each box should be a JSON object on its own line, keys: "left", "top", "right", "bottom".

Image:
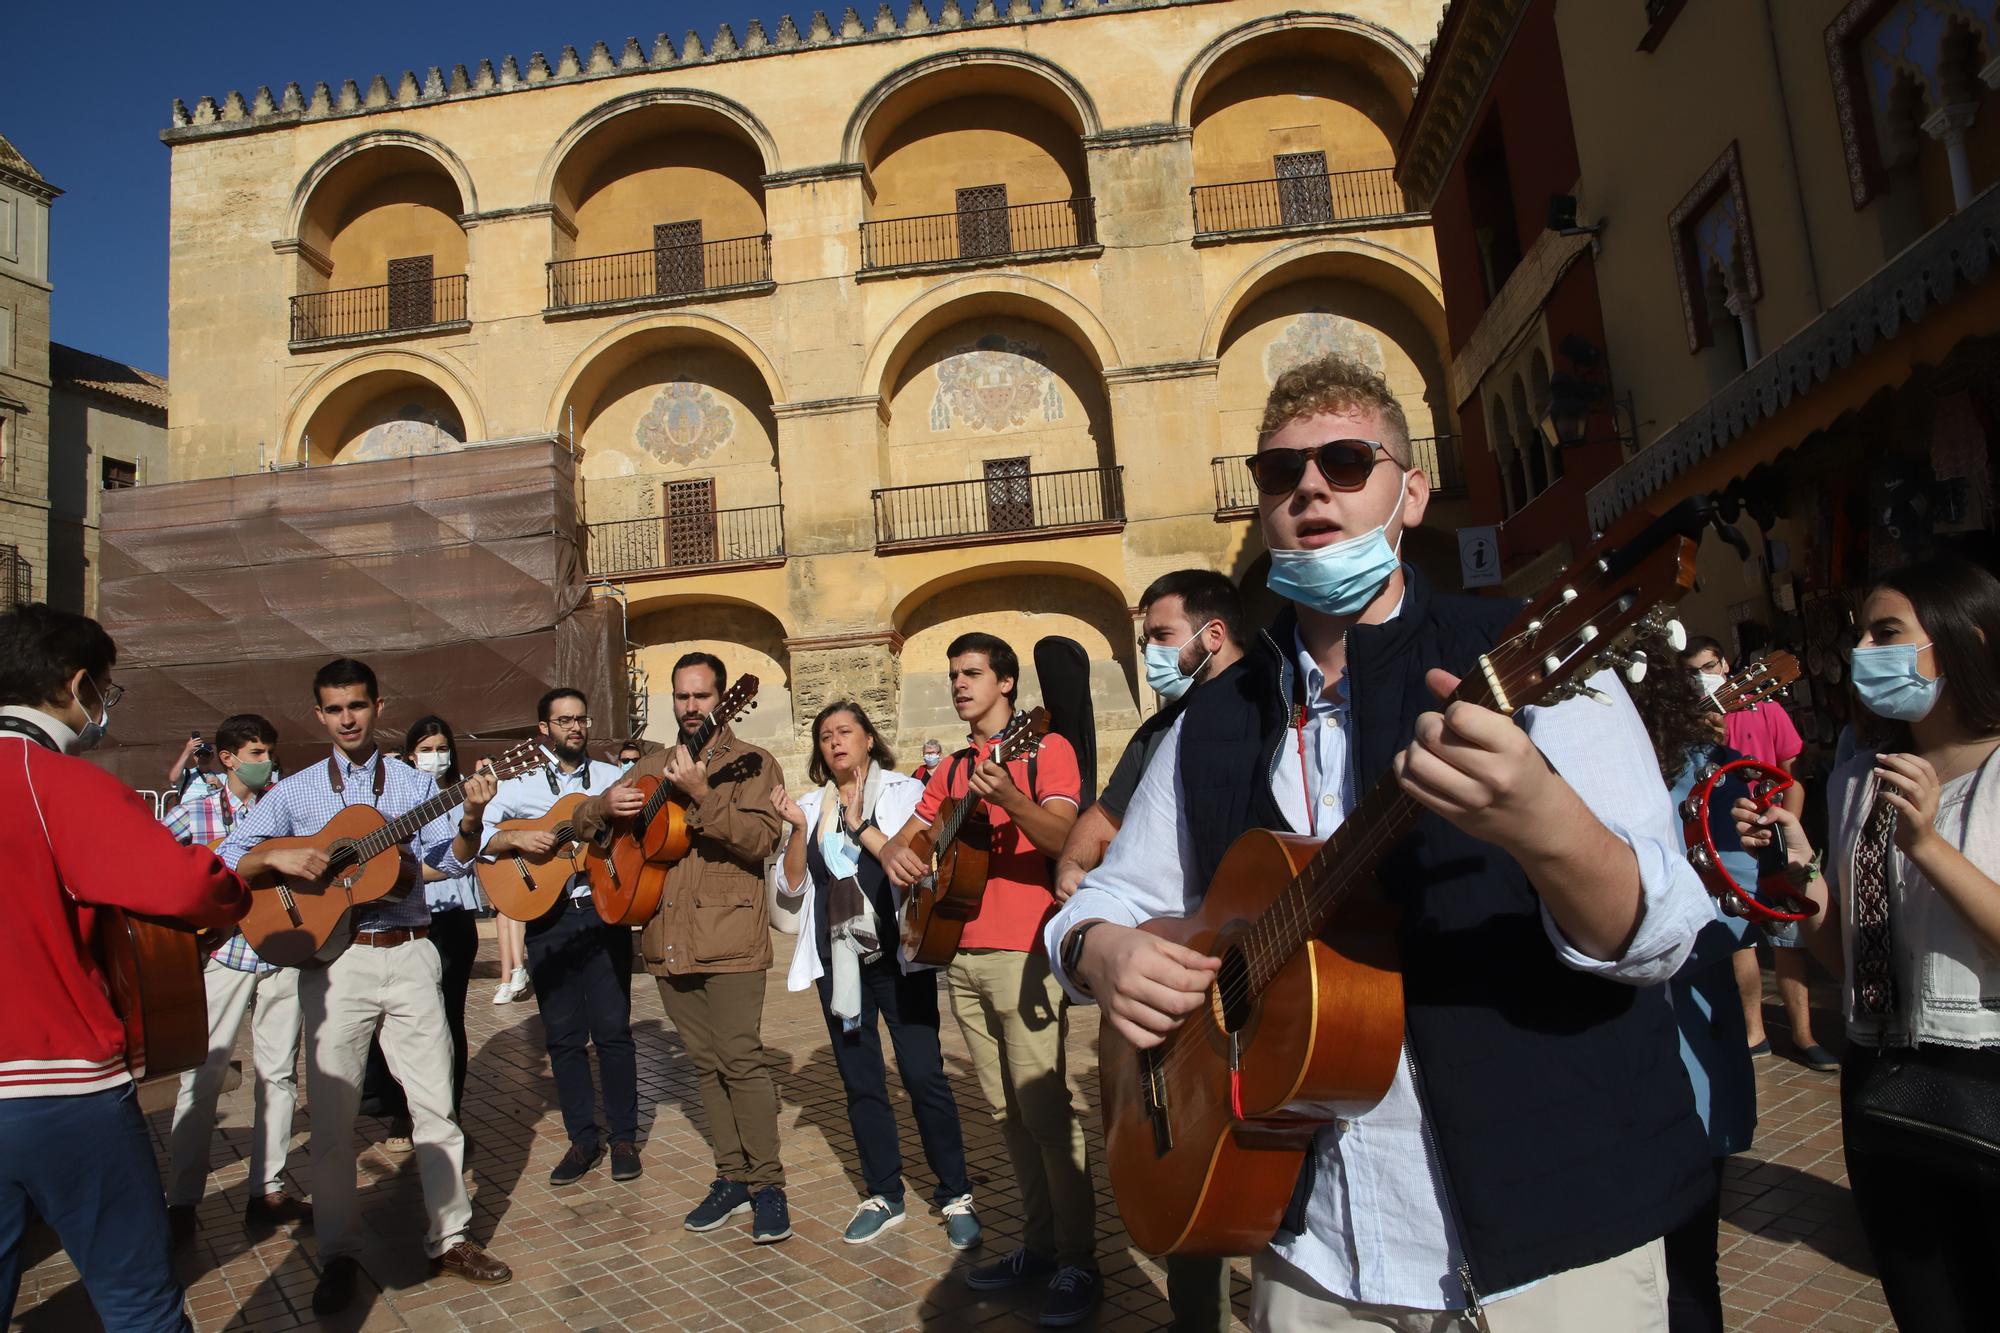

{"left": 1587, "top": 184, "right": 2000, "bottom": 530}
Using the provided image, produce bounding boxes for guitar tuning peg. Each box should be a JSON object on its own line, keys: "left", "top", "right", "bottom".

{"left": 1666, "top": 619, "right": 1688, "bottom": 652}
{"left": 1578, "top": 685, "right": 1613, "bottom": 706}
{"left": 1625, "top": 650, "right": 1649, "bottom": 684}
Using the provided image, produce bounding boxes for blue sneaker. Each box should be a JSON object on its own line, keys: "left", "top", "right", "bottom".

{"left": 842, "top": 1195, "right": 906, "bottom": 1244}
{"left": 940, "top": 1193, "right": 981, "bottom": 1251}
{"left": 1039, "top": 1265, "right": 1100, "bottom": 1328}
{"left": 966, "top": 1246, "right": 1056, "bottom": 1291}
{"left": 752, "top": 1185, "right": 792, "bottom": 1244}
{"left": 684, "top": 1177, "right": 750, "bottom": 1232}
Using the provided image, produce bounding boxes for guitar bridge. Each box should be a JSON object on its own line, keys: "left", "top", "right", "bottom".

{"left": 511, "top": 856, "right": 534, "bottom": 889}
{"left": 1140, "top": 1047, "right": 1173, "bottom": 1156}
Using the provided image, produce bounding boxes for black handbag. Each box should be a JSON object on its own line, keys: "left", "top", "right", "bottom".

{"left": 1845, "top": 1044, "right": 2000, "bottom": 1169}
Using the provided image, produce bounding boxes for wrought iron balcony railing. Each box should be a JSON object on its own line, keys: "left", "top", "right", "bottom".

{"left": 0, "top": 544, "right": 31, "bottom": 610}
{"left": 1192, "top": 167, "right": 1411, "bottom": 238}
{"left": 860, "top": 198, "right": 1097, "bottom": 271}
{"left": 873, "top": 466, "right": 1124, "bottom": 550}
{"left": 585, "top": 504, "right": 786, "bottom": 580}
{"left": 1211, "top": 436, "right": 1466, "bottom": 515}
{"left": 289, "top": 274, "right": 468, "bottom": 345}
{"left": 547, "top": 234, "right": 773, "bottom": 311}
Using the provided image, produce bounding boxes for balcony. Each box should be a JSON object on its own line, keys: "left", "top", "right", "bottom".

{"left": 584, "top": 504, "right": 786, "bottom": 581}
{"left": 1210, "top": 436, "right": 1466, "bottom": 516}
{"left": 873, "top": 466, "right": 1125, "bottom": 551}
{"left": 1192, "top": 168, "right": 1414, "bottom": 241}
{"left": 860, "top": 198, "right": 1098, "bottom": 274}
{"left": 547, "top": 235, "right": 774, "bottom": 316}
{"left": 289, "top": 274, "right": 468, "bottom": 349}
{"left": 0, "top": 544, "right": 31, "bottom": 610}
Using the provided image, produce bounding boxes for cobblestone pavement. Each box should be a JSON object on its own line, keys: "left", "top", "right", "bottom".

{"left": 11, "top": 939, "right": 1893, "bottom": 1331}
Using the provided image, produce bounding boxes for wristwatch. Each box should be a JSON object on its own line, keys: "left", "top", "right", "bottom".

{"left": 1060, "top": 920, "right": 1105, "bottom": 995}
{"left": 458, "top": 817, "right": 481, "bottom": 837}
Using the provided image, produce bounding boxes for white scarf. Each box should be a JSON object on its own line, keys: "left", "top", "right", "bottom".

{"left": 819, "top": 761, "right": 887, "bottom": 1030}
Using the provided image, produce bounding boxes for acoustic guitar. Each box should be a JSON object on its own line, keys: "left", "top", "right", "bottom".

{"left": 585, "top": 676, "right": 761, "bottom": 927}
{"left": 478, "top": 790, "right": 591, "bottom": 922}
{"left": 898, "top": 708, "right": 1051, "bottom": 966}
{"left": 96, "top": 910, "right": 209, "bottom": 1081}
{"left": 1099, "top": 500, "right": 1709, "bottom": 1257}
{"left": 1705, "top": 649, "right": 1801, "bottom": 714}
{"left": 238, "top": 743, "right": 541, "bottom": 966}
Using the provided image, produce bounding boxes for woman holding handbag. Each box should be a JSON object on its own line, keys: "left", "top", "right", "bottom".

{"left": 771, "top": 700, "right": 980, "bottom": 1251}
{"left": 1738, "top": 555, "right": 2000, "bottom": 1332}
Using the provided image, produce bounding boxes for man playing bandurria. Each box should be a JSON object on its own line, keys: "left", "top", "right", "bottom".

{"left": 573, "top": 653, "right": 790, "bottom": 1243}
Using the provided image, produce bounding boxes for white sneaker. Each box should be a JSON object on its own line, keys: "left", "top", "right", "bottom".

{"left": 508, "top": 967, "right": 531, "bottom": 1000}
{"left": 490, "top": 974, "right": 521, "bottom": 1005}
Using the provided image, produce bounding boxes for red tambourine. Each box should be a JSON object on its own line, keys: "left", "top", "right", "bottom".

{"left": 1679, "top": 758, "right": 1820, "bottom": 928}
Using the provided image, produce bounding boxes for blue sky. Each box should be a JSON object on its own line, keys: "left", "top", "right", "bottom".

{"left": 1, "top": 3, "right": 748, "bottom": 375}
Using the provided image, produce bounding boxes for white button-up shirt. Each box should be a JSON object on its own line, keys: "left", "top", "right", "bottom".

{"left": 1047, "top": 626, "right": 1711, "bottom": 1311}
{"left": 480, "top": 751, "right": 624, "bottom": 899}
{"left": 220, "top": 749, "right": 465, "bottom": 934}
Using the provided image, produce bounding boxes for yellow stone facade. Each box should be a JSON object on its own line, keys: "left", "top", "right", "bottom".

{"left": 163, "top": 0, "right": 1460, "bottom": 772}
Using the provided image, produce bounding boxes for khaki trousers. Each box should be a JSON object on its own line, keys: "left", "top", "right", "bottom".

{"left": 166, "top": 960, "right": 301, "bottom": 1205}
{"left": 946, "top": 948, "right": 1096, "bottom": 1267}
{"left": 657, "top": 970, "right": 784, "bottom": 1189}
{"left": 1250, "top": 1239, "right": 1670, "bottom": 1333}
{"left": 299, "top": 938, "right": 470, "bottom": 1261}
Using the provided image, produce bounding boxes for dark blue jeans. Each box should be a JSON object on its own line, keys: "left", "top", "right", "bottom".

{"left": 815, "top": 956, "right": 969, "bottom": 1206}
{"left": 0, "top": 1085, "right": 188, "bottom": 1331}
{"left": 527, "top": 893, "right": 638, "bottom": 1153}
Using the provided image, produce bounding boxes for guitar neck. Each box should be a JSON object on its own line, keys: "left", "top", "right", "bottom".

{"left": 638, "top": 715, "right": 726, "bottom": 824}
{"left": 349, "top": 779, "right": 474, "bottom": 864}
{"left": 934, "top": 788, "right": 987, "bottom": 855}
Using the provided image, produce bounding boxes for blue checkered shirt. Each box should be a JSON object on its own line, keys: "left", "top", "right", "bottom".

{"left": 481, "top": 752, "right": 625, "bottom": 899}
{"left": 163, "top": 784, "right": 277, "bottom": 974}
{"left": 219, "top": 751, "right": 466, "bottom": 934}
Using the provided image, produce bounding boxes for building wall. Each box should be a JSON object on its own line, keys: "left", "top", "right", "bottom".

{"left": 46, "top": 391, "right": 168, "bottom": 614}
{"left": 163, "top": 0, "right": 1454, "bottom": 774}
{"left": 0, "top": 171, "right": 52, "bottom": 603}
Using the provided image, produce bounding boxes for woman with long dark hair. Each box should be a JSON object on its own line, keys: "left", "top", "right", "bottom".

{"left": 1738, "top": 556, "right": 2000, "bottom": 1331}
{"left": 769, "top": 701, "right": 979, "bottom": 1250}
{"left": 360, "top": 715, "right": 483, "bottom": 1146}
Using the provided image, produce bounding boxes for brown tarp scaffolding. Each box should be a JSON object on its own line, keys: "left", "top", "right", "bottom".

{"left": 95, "top": 437, "right": 628, "bottom": 792}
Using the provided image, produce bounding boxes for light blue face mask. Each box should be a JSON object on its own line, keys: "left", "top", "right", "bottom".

{"left": 1143, "top": 621, "right": 1218, "bottom": 703}
{"left": 1850, "top": 641, "right": 1942, "bottom": 722}
{"left": 1266, "top": 471, "right": 1410, "bottom": 617}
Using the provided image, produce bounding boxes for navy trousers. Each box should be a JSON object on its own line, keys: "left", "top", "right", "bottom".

{"left": 0, "top": 1085, "right": 188, "bottom": 1331}
{"left": 815, "top": 956, "right": 970, "bottom": 1206}
{"left": 527, "top": 893, "right": 638, "bottom": 1153}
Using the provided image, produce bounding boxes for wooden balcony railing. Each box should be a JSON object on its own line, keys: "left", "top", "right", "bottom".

{"left": 1192, "top": 167, "right": 1410, "bottom": 237}
{"left": 1211, "top": 436, "right": 1466, "bottom": 515}
{"left": 547, "top": 234, "right": 773, "bottom": 311}
{"left": 289, "top": 274, "right": 468, "bottom": 345}
{"left": 861, "top": 198, "right": 1096, "bottom": 271}
{"left": 873, "top": 466, "right": 1125, "bottom": 549}
{"left": 585, "top": 504, "right": 786, "bottom": 580}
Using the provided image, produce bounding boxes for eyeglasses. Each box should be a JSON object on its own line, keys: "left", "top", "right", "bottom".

{"left": 547, "top": 715, "right": 590, "bottom": 729}
{"left": 1243, "top": 439, "right": 1397, "bottom": 496}
{"left": 97, "top": 680, "right": 126, "bottom": 709}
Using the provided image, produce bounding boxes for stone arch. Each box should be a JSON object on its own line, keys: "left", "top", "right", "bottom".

{"left": 1488, "top": 395, "right": 1520, "bottom": 516}
{"left": 863, "top": 275, "right": 1122, "bottom": 404}
{"left": 1200, "top": 238, "right": 1447, "bottom": 365}
{"left": 625, "top": 599, "right": 794, "bottom": 754}
{"left": 548, "top": 311, "right": 785, "bottom": 435}
{"left": 285, "top": 130, "right": 478, "bottom": 243}
{"left": 841, "top": 48, "right": 1103, "bottom": 168}
{"left": 1172, "top": 14, "right": 1424, "bottom": 130}
{"left": 285, "top": 348, "right": 485, "bottom": 464}
{"left": 536, "top": 87, "right": 781, "bottom": 211}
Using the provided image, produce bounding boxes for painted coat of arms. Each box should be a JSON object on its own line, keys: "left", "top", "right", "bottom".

{"left": 346, "top": 404, "right": 461, "bottom": 462}
{"left": 1265, "top": 312, "right": 1386, "bottom": 382}
{"left": 636, "top": 380, "right": 735, "bottom": 465}
{"left": 930, "top": 334, "right": 1065, "bottom": 432}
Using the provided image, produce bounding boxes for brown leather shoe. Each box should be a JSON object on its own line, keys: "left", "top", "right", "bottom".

{"left": 243, "top": 1190, "right": 313, "bottom": 1231}
{"left": 434, "top": 1240, "right": 512, "bottom": 1285}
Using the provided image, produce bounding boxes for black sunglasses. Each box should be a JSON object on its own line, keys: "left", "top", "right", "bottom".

{"left": 1244, "top": 439, "right": 1396, "bottom": 496}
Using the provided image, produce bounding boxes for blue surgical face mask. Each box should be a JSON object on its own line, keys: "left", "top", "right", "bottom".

{"left": 1851, "top": 641, "right": 1942, "bottom": 722}
{"left": 70, "top": 675, "right": 109, "bottom": 754}
{"left": 1266, "top": 470, "right": 1410, "bottom": 617}
{"left": 1143, "top": 621, "right": 1218, "bottom": 703}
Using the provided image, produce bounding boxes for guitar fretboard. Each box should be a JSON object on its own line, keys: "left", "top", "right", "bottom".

{"left": 637, "top": 714, "right": 726, "bottom": 830}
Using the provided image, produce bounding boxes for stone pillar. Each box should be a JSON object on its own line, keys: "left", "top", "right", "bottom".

{"left": 1723, "top": 290, "right": 1761, "bottom": 365}
{"left": 783, "top": 630, "right": 907, "bottom": 759}
{"left": 1922, "top": 102, "right": 1981, "bottom": 210}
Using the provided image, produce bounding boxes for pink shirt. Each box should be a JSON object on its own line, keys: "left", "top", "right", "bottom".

{"left": 1725, "top": 699, "right": 1803, "bottom": 768}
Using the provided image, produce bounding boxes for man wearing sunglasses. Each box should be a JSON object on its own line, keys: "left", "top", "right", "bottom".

{"left": 1048, "top": 355, "right": 1712, "bottom": 1330}
{"left": 478, "top": 688, "right": 638, "bottom": 1187}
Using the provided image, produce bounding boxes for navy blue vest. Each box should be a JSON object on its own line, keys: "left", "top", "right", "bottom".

{"left": 1177, "top": 564, "right": 1710, "bottom": 1297}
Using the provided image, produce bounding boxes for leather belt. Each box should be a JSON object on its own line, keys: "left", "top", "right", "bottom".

{"left": 352, "top": 926, "right": 429, "bottom": 948}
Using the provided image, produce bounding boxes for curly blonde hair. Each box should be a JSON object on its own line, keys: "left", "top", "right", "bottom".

{"left": 1258, "top": 354, "right": 1411, "bottom": 464}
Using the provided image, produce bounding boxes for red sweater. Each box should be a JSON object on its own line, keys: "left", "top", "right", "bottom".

{"left": 1, "top": 734, "right": 249, "bottom": 1098}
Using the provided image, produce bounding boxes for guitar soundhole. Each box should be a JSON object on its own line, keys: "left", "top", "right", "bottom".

{"left": 1215, "top": 946, "right": 1252, "bottom": 1033}
{"left": 326, "top": 841, "right": 359, "bottom": 876}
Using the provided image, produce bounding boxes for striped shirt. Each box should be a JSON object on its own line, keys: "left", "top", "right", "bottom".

{"left": 162, "top": 782, "right": 277, "bottom": 974}
{"left": 425, "top": 802, "right": 487, "bottom": 913}
{"left": 219, "top": 750, "right": 465, "bottom": 934}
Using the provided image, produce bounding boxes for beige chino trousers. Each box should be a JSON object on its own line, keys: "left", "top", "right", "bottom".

{"left": 166, "top": 960, "right": 302, "bottom": 1206}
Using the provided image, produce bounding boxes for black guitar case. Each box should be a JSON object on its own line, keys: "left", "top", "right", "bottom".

{"left": 1033, "top": 635, "right": 1097, "bottom": 805}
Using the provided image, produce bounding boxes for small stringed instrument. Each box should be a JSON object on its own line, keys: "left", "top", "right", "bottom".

{"left": 1704, "top": 649, "right": 1801, "bottom": 713}
{"left": 96, "top": 911, "right": 209, "bottom": 1081}
{"left": 238, "top": 743, "right": 541, "bottom": 966}
{"left": 1100, "top": 501, "right": 1709, "bottom": 1258}
{"left": 585, "top": 676, "right": 761, "bottom": 927}
{"left": 899, "top": 708, "right": 1051, "bottom": 967}
{"left": 479, "top": 790, "right": 591, "bottom": 922}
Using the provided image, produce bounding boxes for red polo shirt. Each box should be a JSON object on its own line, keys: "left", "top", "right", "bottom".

{"left": 912, "top": 730, "right": 1080, "bottom": 952}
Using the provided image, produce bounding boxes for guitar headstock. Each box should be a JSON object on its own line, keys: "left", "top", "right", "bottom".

{"left": 993, "top": 707, "right": 1052, "bottom": 764}
{"left": 1467, "top": 515, "right": 1703, "bottom": 716}
{"left": 484, "top": 742, "right": 547, "bottom": 784}
{"left": 698, "top": 674, "right": 762, "bottom": 759}
{"left": 1718, "top": 650, "right": 1801, "bottom": 712}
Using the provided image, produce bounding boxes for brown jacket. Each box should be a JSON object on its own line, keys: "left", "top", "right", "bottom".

{"left": 573, "top": 726, "right": 784, "bottom": 976}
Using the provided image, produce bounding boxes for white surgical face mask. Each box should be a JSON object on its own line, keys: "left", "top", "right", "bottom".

{"left": 413, "top": 750, "right": 451, "bottom": 775}
{"left": 1696, "top": 671, "right": 1728, "bottom": 699}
